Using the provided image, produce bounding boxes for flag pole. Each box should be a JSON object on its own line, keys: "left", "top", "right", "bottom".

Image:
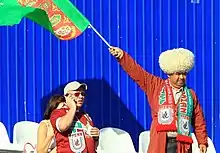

{"left": 88, "top": 24, "right": 111, "bottom": 48}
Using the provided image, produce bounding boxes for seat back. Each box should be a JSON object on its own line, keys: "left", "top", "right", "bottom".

{"left": 13, "top": 121, "right": 39, "bottom": 152}
{"left": 138, "top": 131, "right": 150, "bottom": 153}
{"left": 0, "top": 122, "right": 11, "bottom": 147}
{"left": 99, "top": 127, "right": 136, "bottom": 153}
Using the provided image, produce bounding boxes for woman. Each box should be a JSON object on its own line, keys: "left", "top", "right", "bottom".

{"left": 37, "top": 95, "right": 66, "bottom": 153}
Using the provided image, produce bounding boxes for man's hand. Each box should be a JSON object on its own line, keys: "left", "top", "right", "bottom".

{"left": 199, "top": 144, "right": 207, "bottom": 153}
{"left": 65, "top": 94, "right": 76, "bottom": 110}
{"left": 109, "top": 47, "right": 124, "bottom": 59}
{"left": 89, "top": 127, "right": 100, "bottom": 137}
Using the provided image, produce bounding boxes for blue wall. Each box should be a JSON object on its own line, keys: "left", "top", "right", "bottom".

{"left": 0, "top": 0, "right": 219, "bottom": 152}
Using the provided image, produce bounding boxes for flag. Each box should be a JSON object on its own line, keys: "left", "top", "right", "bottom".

{"left": 0, "top": 0, "right": 90, "bottom": 40}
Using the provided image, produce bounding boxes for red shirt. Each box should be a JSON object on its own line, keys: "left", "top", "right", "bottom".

{"left": 50, "top": 108, "right": 96, "bottom": 153}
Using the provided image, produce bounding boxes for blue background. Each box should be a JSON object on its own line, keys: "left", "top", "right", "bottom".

{"left": 0, "top": 0, "right": 219, "bottom": 152}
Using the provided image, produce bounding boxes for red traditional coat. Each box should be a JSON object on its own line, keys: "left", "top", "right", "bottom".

{"left": 118, "top": 51, "right": 208, "bottom": 153}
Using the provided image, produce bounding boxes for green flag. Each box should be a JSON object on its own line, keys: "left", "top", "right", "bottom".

{"left": 0, "top": 0, "right": 90, "bottom": 40}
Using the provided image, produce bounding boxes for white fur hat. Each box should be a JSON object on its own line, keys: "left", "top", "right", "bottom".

{"left": 158, "top": 48, "right": 195, "bottom": 74}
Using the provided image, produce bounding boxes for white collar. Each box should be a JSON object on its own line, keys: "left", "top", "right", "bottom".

{"left": 172, "top": 86, "right": 183, "bottom": 92}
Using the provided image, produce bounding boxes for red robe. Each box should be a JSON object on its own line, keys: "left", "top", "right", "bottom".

{"left": 118, "top": 51, "right": 208, "bottom": 153}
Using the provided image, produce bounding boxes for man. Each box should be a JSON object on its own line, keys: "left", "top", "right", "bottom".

{"left": 50, "top": 81, "right": 100, "bottom": 153}
{"left": 108, "top": 47, "right": 208, "bottom": 153}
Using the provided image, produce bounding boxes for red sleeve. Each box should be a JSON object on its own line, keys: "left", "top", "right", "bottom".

{"left": 50, "top": 108, "right": 66, "bottom": 131}
{"left": 118, "top": 51, "right": 163, "bottom": 106}
{"left": 191, "top": 90, "right": 208, "bottom": 146}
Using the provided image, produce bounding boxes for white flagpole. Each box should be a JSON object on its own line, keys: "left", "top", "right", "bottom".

{"left": 88, "top": 24, "right": 111, "bottom": 48}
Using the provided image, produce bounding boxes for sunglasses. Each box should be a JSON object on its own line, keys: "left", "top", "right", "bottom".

{"left": 74, "top": 92, "right": 86, "bottom": 97}
{"left": 65, "top": 92, "right": 86, "bottom": 97}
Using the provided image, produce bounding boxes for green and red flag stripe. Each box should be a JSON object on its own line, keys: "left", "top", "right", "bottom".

{"left": 0, "top": 0, "right": 90, "bottom": 40}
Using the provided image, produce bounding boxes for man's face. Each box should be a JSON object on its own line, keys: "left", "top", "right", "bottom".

{"left": 168, "top": 72, "right": 187, "bottom": 89}
{"left": 67, "top": 87, "right": 86, "bottom": 108}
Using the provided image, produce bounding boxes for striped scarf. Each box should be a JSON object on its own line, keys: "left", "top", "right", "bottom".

{"left": 156, "top": 79, "right": 194, "bottom": 144}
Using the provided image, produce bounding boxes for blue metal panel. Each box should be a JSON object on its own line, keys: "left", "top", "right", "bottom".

{"left": 0, "top": 0, "right": 219, "bottom": 152}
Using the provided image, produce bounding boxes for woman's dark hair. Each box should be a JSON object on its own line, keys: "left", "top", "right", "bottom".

{"left": 43, "top": 95, "right": 66, "bottom": 119}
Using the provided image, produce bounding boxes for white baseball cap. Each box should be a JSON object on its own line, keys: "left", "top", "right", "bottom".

{"left": 64, "top": 81, "right": 87, "bottom": 95}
